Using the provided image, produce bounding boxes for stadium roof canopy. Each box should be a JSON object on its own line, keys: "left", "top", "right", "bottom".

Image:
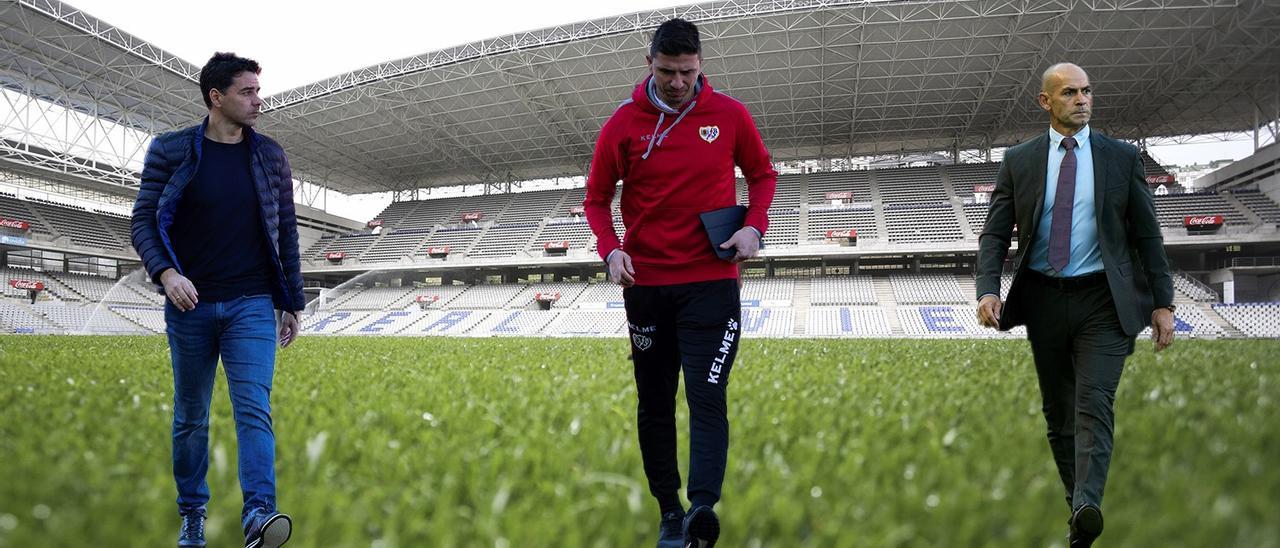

{"left": 0, "top": 0, "right": 203, "bottom": 198}
{"left": 3, "top": 0, "right": 1279, "bottom": 199}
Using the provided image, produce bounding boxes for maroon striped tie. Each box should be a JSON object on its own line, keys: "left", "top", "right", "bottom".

{"left": 1047, "top": 136, "right": 1078, "bottom": 273}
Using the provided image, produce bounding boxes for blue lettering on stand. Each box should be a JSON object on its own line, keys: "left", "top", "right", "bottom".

{"left": 920, "top": 307, "right": 963, "bottom": 332}
{"left": 492, "top": 311, "right": 522, "bottom": 333}
{"left": 309, "top": 312, "right": 350, "bottom": 332}
{"left": 1174, "top": 316, "right": 1193, "bottom": 333}
{"left": 741, "top": 309, "right": 771, "bottom": 333}
{"left": 423, "top": 310, "right": 471, "bottom": 333}
{"left": 839, "top": 308, "right": 853, "bottom": 333}
{"left": 359, "top": 311, "right": 409, "bottom": 333}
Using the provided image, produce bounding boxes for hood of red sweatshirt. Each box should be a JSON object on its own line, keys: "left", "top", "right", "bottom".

{"left": 631, "top": 74, "right": 713, "bottom": 115}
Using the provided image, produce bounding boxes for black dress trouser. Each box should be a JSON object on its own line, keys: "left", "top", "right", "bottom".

{"left": 1021, "top": 271, "right": 1135, "bottom": 512}
{"left": 624, "top": 278, "right": 741, "bottom": 513}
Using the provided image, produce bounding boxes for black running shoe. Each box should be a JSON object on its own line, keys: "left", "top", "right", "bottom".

{"left": 658, "top": 510, "right": 685, "bottom": 548}
{"left": 1069, "top": 504, "right": 1103, "bottom": 548}
{"left": 682, "top": 505, "right": 720, "bottom": 548}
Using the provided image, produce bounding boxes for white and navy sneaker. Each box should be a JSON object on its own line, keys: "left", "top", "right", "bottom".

{"left": 243, "top": 508, "right": 292, "bottom": 548}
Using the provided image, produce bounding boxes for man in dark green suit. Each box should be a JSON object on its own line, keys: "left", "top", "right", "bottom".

{"left": 976, "top": 63, "right": 1176, "bottom": 547}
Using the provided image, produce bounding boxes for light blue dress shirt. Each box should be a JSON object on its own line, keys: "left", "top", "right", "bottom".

{"left": 1028, "top": 125, "right": 1104, "bottom": 277}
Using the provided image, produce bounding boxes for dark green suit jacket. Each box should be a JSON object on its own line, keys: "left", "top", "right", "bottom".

{"left": 975, "top": 130, "right": 1173, "bottom": 337}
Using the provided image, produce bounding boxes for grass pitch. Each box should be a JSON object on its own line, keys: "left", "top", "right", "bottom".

{"left": 1, "top": 336, "right": 1277, "bottom": 547}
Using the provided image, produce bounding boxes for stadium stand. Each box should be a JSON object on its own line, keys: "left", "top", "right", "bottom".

{"left": 528, "top": 219, "right": 594, "bottom": 256}
{"left": 446, "top": 284, "right": 527, "bottom": 309}
{"left": 574, "top": 282, "right": 624, "bottom": 309}
{"left": 1233, "top": 190, "right": 1280, "bottom": 224}
{"left": 884, "top": 202, "right": 964, "bottom": 243}
{"left": 467, "top": 222, "right": 539, "bottom": 259}
{"left": 962, "top": 203, "right": 989, "bottom": 233}
{"left": 1173, "top": 272, "right": 1218, "bottom": 302}
{"left": 808, "top": 306, "right": 892, "bottom": 337}
{"left": 543, "top": 309, "right": 627, "bottom": 336}
{"left": 0, "top": 301, "right": 55, "bottom": 332}
{"left": 740, "top": 278, "right": 794, "bottom": 305}
{"left": 1137, "top": 305, "right": 1224, "bottom": 338}
{"left": 1152, "top": 193, "right": 1249, "bottom": 228}
{"left": 0, "top": 194, "right": 58, "bottom": 238}
{"left": 944, "top": 162, "right": 1000, "bottom": 197}
{"left": 762, "top": 208, "right": 801, "bottom": 247}
{"left": 891, "top": 275, "right": 967, "bottom": 304}
{"left": 1212, "top": 303, "right": 1280, "bottom": 338}
{"left": 26, "top": 198, "right": 125, "bottom": 250}
{"left": 877, "top": 166, "right": 948, "bottom": 202}
{"left": 810, "top": 276, "right": 876, "bottom": 305}
{"left": 506, "top": 282, "right": 590, "bottom": 309}
{"left": 806, "top": 170, "right": 873, "bottom": 205}
{"left": 1141, "top": 151, "right": 1173, "bottom": 179}
{"left": 417, "top": 226, "right": 482, "bottom": 259}
{"left": 807, "top": 204, "right": 878, "bottom": 243}
{"left": 359, "top": 230, "right": 432, "bottom": 264}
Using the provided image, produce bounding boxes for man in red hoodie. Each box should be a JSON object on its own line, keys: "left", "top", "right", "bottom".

{"left": 583, "top": 18, "right": 777, "bottom": 548}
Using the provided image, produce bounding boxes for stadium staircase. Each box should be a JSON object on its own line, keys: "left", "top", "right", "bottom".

{"left": 1201, "top": 304, "right": 1244, "bottom": 338}
{"left": 791, "top": 277, "right": 811, "bottom": 336}
{"left": 956, "top": 276, "right": 977, "bottom": 303}
{"left": 873, "top": 277, "right": 904, "bottom": 336}
{"left": 1220, "top": 192, "right": 1263, "bottom": 225}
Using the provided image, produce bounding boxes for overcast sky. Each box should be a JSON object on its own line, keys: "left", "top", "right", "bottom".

{"left": 69, "top": 0, "right": 693, "bottom": 96}
{"left": 61, "top": 1, "right": 1275, "bottom": 221}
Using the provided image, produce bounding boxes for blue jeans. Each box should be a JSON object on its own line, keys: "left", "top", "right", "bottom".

{"left": 165, "top": 294, "right": 278, "bottom": 521}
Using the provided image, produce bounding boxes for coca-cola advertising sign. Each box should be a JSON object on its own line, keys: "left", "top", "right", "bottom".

{"left": 0, "top": 218, "right": 30, "bottom": 231}
{"left": 426, "top": 246, "right": 451, "bottom": 256}
{"left": 973, "top": 184, "right": 996, "bottom": 194}
{"left": 9, "top": 279, "right": 44, "bottom": 291}
{"left": 826, "top": 229, "right": 857, "bottom": 239}
{"left": 1146, "top": 175, "right": 1176, "bottom": 185}
{"left": 366, "top": 219, "right": 384, "bottom": 228}
{"left": 1184, "top": 215, "right": 1224, "bottom": 228}
{"left": 825, "top": 191, "right": 853, "bottom": 201}
{"left": 415, "top": 295, "right": 439, "bottom": 303}
{"left": 324, "top": 251, "right": 346, "bottom": 260}
{"left": 569, "top": 206, "right": 585, "bottom": 215}
{"left": 543, "top": 241, "right": 570, "bottom": 251}
{"left": 461, "top": 212, "right": 483, "bottom": 222}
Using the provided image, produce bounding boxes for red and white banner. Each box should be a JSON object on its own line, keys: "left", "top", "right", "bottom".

{"left": 324, "top": 251, "right": 346, "bottom": 260}
{"left": 9, "top": 279, "right": 43, "bottom": 291}
{"left": 1146, "top": 175, "right": 1176, "bottom": 185}
{"left": 973, "top": 184, "right": 996, "bottom": 194}
{"left": 427, "top": 246, "right": 451, "bottom": 257}
{"left": 825, "top": 191, "right": 853, "bottom": 201}
{"left": 826, "top": 229, "right": 857, "bottom": 239}
{"left": 0, "top": 218, "right": 31, "bottom": 231}
{"left": 415, "top": 295, "right": 440, "bottom": 303}
{"left": 1184, "top": 215, "right": 1224, "bottom": 228}
{"left": 461, "top": 212, "right": 483, "bottom": 222}
{"left": 535, "top": 292, "right": 562, "bottom": 302}
{"left": 569, "top": 206, "right": 585, "bottom": 216}
{"left": 543, "top": 241, "right": 570, "bottom": 251}
{"left": 366, "top": 219, "right": 384, "bottom": 228}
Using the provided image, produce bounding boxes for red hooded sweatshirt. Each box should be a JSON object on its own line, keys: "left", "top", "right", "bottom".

{"left": 583, "top": 75, "right": 777, "bottom": 286}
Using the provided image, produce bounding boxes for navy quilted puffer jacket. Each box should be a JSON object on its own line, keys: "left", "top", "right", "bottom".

{"left": 131, "top": 117, "right": 306, "bottom": 312}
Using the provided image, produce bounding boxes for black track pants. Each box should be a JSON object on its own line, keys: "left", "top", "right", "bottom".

{"left": 624, "top": 278, "right": 741, "bottom": 512}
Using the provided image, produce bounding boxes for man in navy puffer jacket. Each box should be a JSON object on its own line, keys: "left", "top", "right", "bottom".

{"left": 131, "top": 52, "right": 301, "bottom": 548}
